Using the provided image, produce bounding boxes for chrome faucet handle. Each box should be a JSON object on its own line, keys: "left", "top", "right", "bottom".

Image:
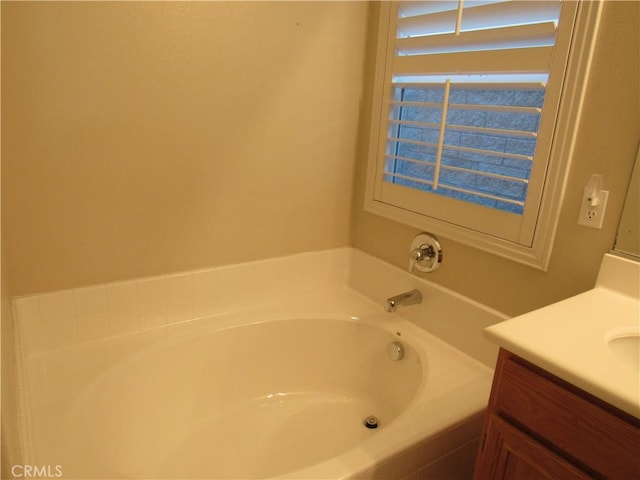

{"left": 408, "top": 233, "right": 442, "bottom": 273}
{"left": 408, "top": 247, "right": 428, "bottom": 272}
{"left": 408, "top": 244, "right": 438, "bottom": 272}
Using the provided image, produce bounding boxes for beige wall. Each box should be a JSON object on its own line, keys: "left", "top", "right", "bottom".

{"left": 5, "top": 1, "right": 636, "bottom": 313}
{"left": 2, "top": 1, "right": 368, "bottom": 297}
{"left": 1, "top": 4, "right": 23, "bottom": 476}
{"left": 353, "top": 1, "right": 640, "bottom": 316}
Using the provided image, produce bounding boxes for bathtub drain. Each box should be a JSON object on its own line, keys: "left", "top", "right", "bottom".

{"left": 363, "top": 416, "right": 379, "bottom": 429}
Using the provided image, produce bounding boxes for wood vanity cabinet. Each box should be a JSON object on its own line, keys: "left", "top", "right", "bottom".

{"left": 473, "top": 349, "right": 640, "bottom": 479}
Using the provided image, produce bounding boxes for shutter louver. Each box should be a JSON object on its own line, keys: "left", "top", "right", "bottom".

{"left": 382, "top": 0, "right": 562, "bottom": 216}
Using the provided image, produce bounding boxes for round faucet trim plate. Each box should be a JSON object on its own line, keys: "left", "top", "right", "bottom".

{"left": 409, "top": 232, "right": 443, "bottom": 273}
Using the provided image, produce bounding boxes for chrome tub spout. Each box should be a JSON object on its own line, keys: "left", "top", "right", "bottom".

{"left": 385, "top": 289, "right": 422, "bottom": 313}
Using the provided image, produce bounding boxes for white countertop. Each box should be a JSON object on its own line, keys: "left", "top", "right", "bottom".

{"left": 484, "top": 253, "right": 640, "bottom": 418}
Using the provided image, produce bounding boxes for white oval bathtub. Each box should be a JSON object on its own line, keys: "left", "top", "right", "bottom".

{"left": 23, "top": 291, "right": 493, "bottom": 479}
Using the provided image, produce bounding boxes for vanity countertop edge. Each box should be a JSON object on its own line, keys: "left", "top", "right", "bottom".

{"left": 483, "top": 253, "right": 640, "bottom": 419}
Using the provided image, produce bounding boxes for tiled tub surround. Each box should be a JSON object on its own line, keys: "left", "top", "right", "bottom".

{"left": 12, "top": 248, "right": 508, "bottom": 479}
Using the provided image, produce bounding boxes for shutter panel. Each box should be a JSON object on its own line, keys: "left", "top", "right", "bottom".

{"left": 372, "top": 0, "right": 576, "bottom": 245}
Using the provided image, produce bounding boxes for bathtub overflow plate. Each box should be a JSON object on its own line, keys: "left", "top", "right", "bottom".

{"left": 387, "top": 341, "right": 404, "bottom": 361}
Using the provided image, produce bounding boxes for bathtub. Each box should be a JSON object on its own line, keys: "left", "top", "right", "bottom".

{"left": 19, "top": 287, "right": 493, "bottom": 479}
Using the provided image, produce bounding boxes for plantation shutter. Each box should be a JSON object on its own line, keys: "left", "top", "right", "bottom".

{"left": 371, "top": 0, "right": 578, "bottom": 246}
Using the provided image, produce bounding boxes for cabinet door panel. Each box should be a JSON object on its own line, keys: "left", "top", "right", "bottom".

{"left": 474, "top": 415, "right": 590, "bottom": 480}
{"left": 496, "top": 355, "right": 640, "bottom": 478}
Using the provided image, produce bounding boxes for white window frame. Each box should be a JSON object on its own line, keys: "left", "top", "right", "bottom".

{"left": 364, "top": 1, "right": 603, "bottom": 271}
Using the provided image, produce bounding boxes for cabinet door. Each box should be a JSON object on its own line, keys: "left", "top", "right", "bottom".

{"left": 474, "top": 415, "right": 591, "bottom": 480}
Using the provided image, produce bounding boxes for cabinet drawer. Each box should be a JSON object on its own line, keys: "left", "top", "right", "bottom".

{"left": 494, "top": 354, "right": 640, "bottom": 478}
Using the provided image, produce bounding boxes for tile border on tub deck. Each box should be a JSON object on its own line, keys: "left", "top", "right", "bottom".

{"left": 12, "top": 248, "right": 352, "bottom": 355}
{"left": 12, "top": 246, "right": 508, "bottom": 363}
